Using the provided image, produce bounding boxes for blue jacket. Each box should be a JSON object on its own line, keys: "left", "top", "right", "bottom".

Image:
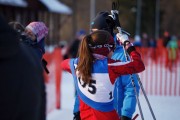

{"left": 112, "top": 41, "right": 140, "bottom": 118}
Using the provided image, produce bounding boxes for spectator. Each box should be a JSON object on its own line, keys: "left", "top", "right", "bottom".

{"left": 59, "top": 40, "right": 69, "bottom": 59}
{"left": 24, "top": 22, "right": 48, "bottom": 59}
{"left": 141, "top": 32, "right": 149, "bottom": 47}
{"left": 25, "top": 22, "right": 49, "bottom": 73}
{"left": 9, "top": 21, "right": 49, "bottom": 74}
{"left": 148, "top": 37, "right": 156, "bottom": 47}
{"left": 162, "top": 31, "right": 171, "bottom": 47}
{"left": 8, "top": 21, "right": 25, "bottom": 34}
{"left": 166, "top": 35, "right": 178, "bottom": 71}
{"left": 133, "top": 35, "right": 142, "bottom": 47}
{"left": 0, "top": 15, "right": 46, "bottom": 120}
{"left": 68, "top": 29, "right": 86, "bottom": 58}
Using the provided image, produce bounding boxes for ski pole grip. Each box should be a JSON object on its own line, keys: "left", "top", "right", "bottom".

{"left": 117, "top": 26, "right": 122, "bottom": 34}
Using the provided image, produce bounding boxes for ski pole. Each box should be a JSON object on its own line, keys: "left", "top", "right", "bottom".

{"left": 120, "top": 33, "right": 156, "bottom": 120}
{"left": 136, "top": 75, "right": 157, "bottom": 120}
{"left": 122, "top": 36, "right": 156, "bottom": 120}
{"left": 109, "top": 6, "right": 145, "bottom": 119}
{"left": 121, "top": 33, "right": 145, "bottom": 120}
{"left": 132, "top": 114, "right": 139, "bottom": 120}
{"left": 111, "top": 1, "right": 157, "bottom": 119}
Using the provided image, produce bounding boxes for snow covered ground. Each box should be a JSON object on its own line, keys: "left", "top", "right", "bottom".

{"left": 47, "top": 72, "right": 180, "bottom": 120}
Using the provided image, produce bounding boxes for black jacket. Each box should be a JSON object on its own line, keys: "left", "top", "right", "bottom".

{"left": 0, "top": 15, "right": 46, "bottom": 120}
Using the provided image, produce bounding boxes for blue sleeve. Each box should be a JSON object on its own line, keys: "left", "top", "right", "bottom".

{"left": 70, "top": 58, "right": 80, "bottom": 113}
{"left": 73, "top": 91, "right": 80, "bottom": 113}
{"left": 112, "top": 46, "right": 140, "bottom": 118}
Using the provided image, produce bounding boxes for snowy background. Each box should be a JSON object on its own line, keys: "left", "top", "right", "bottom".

{"left": 47, "top": 71, "right": 180, "bottom": 120}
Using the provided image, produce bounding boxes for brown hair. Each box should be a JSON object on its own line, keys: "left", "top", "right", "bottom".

{"left": 76, "top": 30, "right": 111, "bottom": 83}
{"left": 8, "top": 21, "right": 25, "bottom": 33}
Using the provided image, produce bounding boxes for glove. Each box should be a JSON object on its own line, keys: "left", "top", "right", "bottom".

{"left": 116, "top": 33, "right": 130, "bottom": 45}
{"left": 109, "top": 10, "right": 121, "bottom": 27}
{"left": 121, "top": 116, "right": 131, "bottom": 120}
{"left": 104, "top": 16, "right": 115, "bottom": 36}
{"left": 106, "top": 15, "right": 116, "bottom": 29}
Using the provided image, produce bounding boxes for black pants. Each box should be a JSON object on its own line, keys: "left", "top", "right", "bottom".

{"left": 73, "top": 111, "right": 81, "bottom": 120}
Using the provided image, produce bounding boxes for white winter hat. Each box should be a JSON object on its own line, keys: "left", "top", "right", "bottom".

{"left": 26, "top": 22, "right": 48, "bottom": 42}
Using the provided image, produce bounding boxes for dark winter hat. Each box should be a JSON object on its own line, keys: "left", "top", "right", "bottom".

{"left": 90, "top": 11, "right": 110, "bottom": 30}
{"left": 90, "top": 11, "right": 115, "bottom": 36}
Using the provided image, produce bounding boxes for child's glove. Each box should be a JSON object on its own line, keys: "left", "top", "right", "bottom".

{"left": 116, "top": 33, "right": 130, "bottom": 45}
{"left": 109, "top": 10, "right": 121, "bottom": 27}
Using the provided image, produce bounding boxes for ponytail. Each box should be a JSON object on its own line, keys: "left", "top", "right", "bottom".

{"left": 76, "top": 35, "right": 94, "bottom": 83}
{"left": 76, "top": 30, "right": 113, "bottom": 83}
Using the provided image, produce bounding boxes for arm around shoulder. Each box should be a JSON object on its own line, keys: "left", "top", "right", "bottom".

{"left": 61, "top": 59, "right": 71, "bottom": 73}
{"left": 108, "top": 46, "right": 145, "bottom": 76}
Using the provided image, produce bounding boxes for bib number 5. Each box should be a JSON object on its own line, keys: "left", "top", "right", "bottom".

{"left": 78, "top": 78, "right": 97, "bottom": 94}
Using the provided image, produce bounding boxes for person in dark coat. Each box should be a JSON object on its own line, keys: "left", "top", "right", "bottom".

{"left": 8, "top": 21, "right": 49, "bottom": 74}
{"left": 0, "top": 15, "right": 46, "bottom": 120}
{"left": 68, "top": 30, "right": 86, "bottom": 58}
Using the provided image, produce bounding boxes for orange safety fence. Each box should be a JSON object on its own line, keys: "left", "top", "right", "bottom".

{"left": 43, "top": 48, "right": 62, "bottom": 113}
{"left": 136, "top": 44, "right": 180, "bottom": 96}
{"left": 43, "top": 41, "right": 180, "bottom": 114}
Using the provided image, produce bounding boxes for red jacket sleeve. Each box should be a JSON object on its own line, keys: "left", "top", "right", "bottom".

{"left": 60, "top": 59, "right": 71, "bottom": 73}
{"left": 108, "top": 51, "right": 145, "bottom": 83}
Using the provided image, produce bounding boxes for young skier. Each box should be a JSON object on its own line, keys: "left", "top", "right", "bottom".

{"left": 61, "top": 30, "right": 145, "bottom": 120}
{"left": 73, "top": 11, "right": 141, "bottom": 120}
